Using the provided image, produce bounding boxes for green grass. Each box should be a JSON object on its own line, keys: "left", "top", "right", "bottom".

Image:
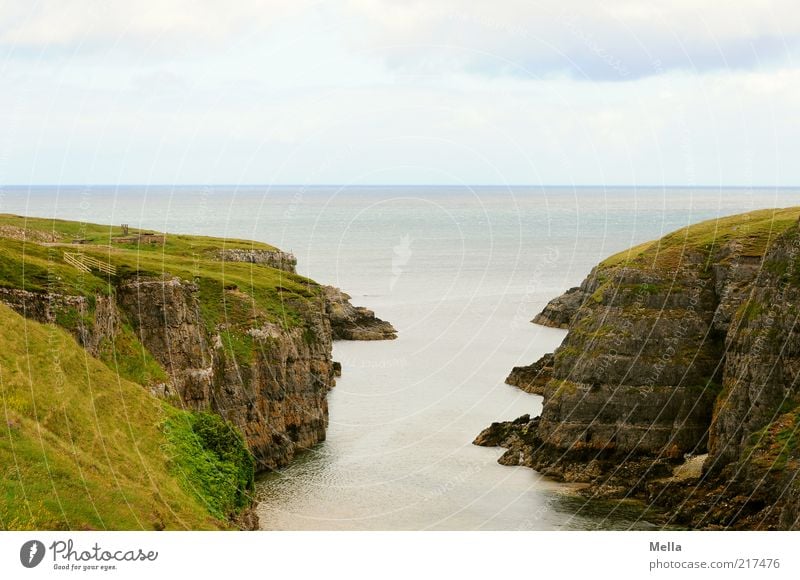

{"left": 0, "top": 214, "right": 278, "bottom": 253}
{"left": 0, "top": 303, "right": 251, "bottom": 530}
{"left": 600, "top": 207, "right": 800, "bottom": 271}
{"left": 0, "top": 215, "right": 309, "bottom": 529}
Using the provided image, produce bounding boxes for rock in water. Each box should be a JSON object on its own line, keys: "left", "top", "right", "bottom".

{"left": 473, "top": 415, "right": 539, "bottom": 467}
{"left": 505, "top": 353, "right": 554, "bottom": 395}
{"left": 324, "top": 286, "right": 397, "bottom": 340}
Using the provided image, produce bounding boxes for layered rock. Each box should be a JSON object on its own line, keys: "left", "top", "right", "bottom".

{"left": 113, "top": 276, "right": 351, "bottom": 471}
{"left": 214, "top": 248, "right": 297, "bottom": 273}
{"left": 324, "top": 286, "right": 397, "bottom": 340}
{"left": 473, "top": 414, "right": 539, "bottom": 466}
{"left": 532, "top": 259, "right": 722, "bottom": 476}
{"left": 479, "top": 208, "right": 800, "bottom": 529}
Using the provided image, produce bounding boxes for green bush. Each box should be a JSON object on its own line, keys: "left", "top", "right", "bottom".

{"left": 164, "top": 411, "right": 255, "bottom": 520}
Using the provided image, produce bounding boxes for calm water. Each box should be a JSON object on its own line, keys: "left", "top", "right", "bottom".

{"left": 3, "top": 185, "right": 799, "bottom": 529}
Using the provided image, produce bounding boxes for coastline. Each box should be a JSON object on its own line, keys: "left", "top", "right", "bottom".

{"left": 475, "top": 208, "right": 800, "bottom": 530}
{"left": 0, "top": 214, "right": 395, "bottom": 529}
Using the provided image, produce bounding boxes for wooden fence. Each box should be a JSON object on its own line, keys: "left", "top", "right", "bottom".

{"left": 63, "top": 252, "right": 116, "bottom": 276}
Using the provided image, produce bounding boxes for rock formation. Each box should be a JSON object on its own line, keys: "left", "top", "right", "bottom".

{"left": 477, "top": 208, "right": 800, "bottom": 529}
{"left": 215, "top": 248, "right": 297, "bottom": 273}
{"left": 531, "top": 285, "right": 588, "bottom": 328}
{"left": 323, "top": 286, "right": 397, "bottom": 340}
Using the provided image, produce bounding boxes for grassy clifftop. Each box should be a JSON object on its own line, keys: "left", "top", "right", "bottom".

{"left": 0, "top": 213, "right": 314, "bottom": 328}
{"left": 0, "top": 303, "right": 250, "bottom": 530}
{"left": 601, "top": 207, "right": 800, "bottom": 270}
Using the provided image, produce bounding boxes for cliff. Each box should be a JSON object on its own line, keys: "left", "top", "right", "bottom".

{"left": 477, "top": 208, "right": 800, "bottom": 530}
{"left": 0, "top": 214, "right": 393, "bottom": 529}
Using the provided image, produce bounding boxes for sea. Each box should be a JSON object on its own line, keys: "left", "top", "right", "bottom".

{"left": 3, "top": 185, "right": 799, "bottom": 530}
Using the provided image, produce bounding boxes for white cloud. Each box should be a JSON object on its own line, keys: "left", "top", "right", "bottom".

{"left": 3, "top": 1, "right": 797, "bottom": 79}
{"left": 0, "top": 0, "right": 309, "bottom": 48}
{"left": 339, "top": 0, "right": 800, "bottom": 79}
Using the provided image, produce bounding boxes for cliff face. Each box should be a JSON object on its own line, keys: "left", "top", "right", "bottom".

{"left": 533, "top": 258, "right": 722, "bottom": 474}
{"left": 532, "top": 286, "right": 587, "bottom": 329}
{"left": 116, "top": 276, "right": 336, "bottom": 470}
{"left": 477, "top": 208, "right": 800, "bottom": 529}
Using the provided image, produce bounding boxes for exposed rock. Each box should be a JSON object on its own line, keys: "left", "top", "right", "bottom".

{"left": 323, "top": 286, "right": 397, "bottom": 340}
{"left": 117, "top": 276, "right": 214, "bottom": 403}
{"left": 117, "top": 275, "right": 334, "bottom": 471}
{"left": 505, "top": 352, "right": 554, "bottom": 395}
{"left": 529, "top": 260, "right": 721, "bottom": 480}
{"left": 232, "top": 503, "right": 260, "bottom": 531}
{"left": 479, "top": 208, "right": 800, "bottom": 529}
{"left": 0, "top": 287, "right": 87, "bottom": 325}
{"left": 0, "top": 216, "right": 396, "bottom": 527}
{"left": 0, "top": 287, "right": 118, "bottom": 357}
{"left": 473, "top": 415, "right": 539, "bottom": 467}
{"left": 532, "top": 284, "right": 591, "bottom": 329}
{"left": 214, "top": 248, "right": 297, "bottom": 273}
{"left": 2, "top": 269, "right": 394, "bottom": 475}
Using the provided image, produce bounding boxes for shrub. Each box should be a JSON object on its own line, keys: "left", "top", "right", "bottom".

{"left": 164, "top": 411, "right": 255, "bottom": 520}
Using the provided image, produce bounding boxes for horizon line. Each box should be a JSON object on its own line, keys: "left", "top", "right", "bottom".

{"left": 2, "top": 183, "right": 799, "bottom": 189}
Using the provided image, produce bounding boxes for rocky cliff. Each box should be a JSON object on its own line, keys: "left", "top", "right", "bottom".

{"left": 116, "top": 274, "right": 335, "bottom": 471}
{"left": 476, "top": 208, "right": 800, "bottom": 530}
{"left": 0, "top": 215, "right": 393, "bottom": 475}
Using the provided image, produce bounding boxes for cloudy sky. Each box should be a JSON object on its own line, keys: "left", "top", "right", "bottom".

{"left": 1, "top": 0, "right": 798, "bottom": 185}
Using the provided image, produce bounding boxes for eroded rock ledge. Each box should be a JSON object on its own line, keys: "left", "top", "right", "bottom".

{"left": 477, "top": 208, "right": 800, "bottom": 530}
{"left": 505, "top": 352, "right": 554, "bottom": 395}
{"left": 215, "top": 248, "right": 297, "bottom": 273}
{"left": 324, "top": 286, "right": 397, "bottom": 340}
{"left": 531, "top": 286, "right": 588, "bottom": 329}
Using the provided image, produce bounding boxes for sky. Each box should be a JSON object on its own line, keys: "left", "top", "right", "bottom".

{"left": 0, "top": 0, "right": 798, "bottom": 186}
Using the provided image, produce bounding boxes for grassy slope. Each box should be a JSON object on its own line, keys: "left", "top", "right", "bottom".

{"left": 600, "top": 207, "right": 800, "bottom": 271}
{"left": 0, "top": 303, "right": 226, "bottom": 530}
